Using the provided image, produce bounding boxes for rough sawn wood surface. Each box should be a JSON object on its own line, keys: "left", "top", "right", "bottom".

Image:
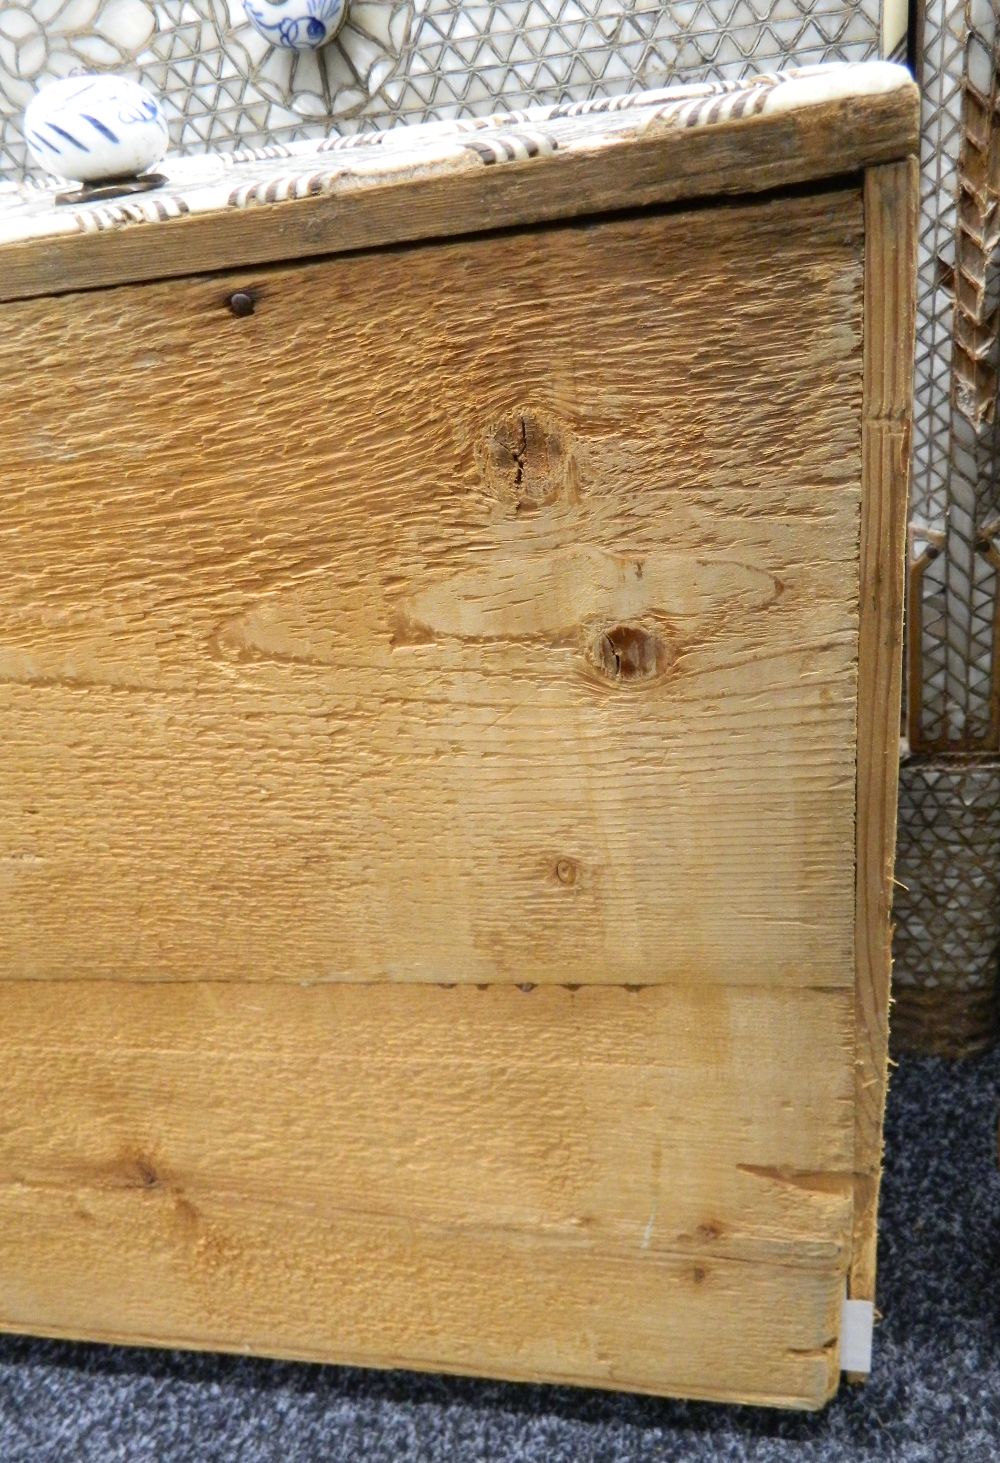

{"left": 0, "top": 77, "right": 916, "bottom": 1408}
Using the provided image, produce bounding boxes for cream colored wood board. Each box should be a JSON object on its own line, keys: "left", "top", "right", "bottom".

{"left": 0, "top": 980, "right": 852, "bottom": 1407}
{"left": 0, "top": 190, "right": 865, "bottom": 989}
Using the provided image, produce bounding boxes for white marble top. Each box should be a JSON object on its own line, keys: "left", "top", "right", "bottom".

{"left": 0, "top": 62, "right": 911, "bottom": 252}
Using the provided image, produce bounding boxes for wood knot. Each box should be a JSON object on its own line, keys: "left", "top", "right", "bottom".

{"left": 133, "top": 1157, "right": 160, "bottom": 1189}
{"left": 477, "top": 409, "right": 577, "bottom": 511}
{"left": 113, "top": 1151, "right": 162, "bottom": 1191}
{"left": 554, "top": 857, "right": 578, "bottom": 886}
{"left": 588, "top": 623, "right": 671, "bottom": 684}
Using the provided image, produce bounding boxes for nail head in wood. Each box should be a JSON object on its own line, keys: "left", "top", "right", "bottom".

{"left": 228, "top": 290, "right": 255, "bottom": 318}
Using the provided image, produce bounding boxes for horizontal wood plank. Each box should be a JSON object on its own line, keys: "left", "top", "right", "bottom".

{"left": 0, "top": 979, "right": 852, "bottom": 1406}
{"left": 0, "top": 191, "right": 865, "bottom": 987}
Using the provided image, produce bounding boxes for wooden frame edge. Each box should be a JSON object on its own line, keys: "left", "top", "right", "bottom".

{"left": 852, "top": 156, "right": 918, "bottom": 1310}
{"left": 0, "top": 86, "right": 918, "bottom": 304}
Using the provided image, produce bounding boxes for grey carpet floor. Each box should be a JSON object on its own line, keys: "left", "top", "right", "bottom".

{"left": 1, "top": 1047, "right": 998, "bottom": 1463}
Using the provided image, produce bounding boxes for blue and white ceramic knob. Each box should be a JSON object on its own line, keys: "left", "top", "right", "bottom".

{"left": 244, "top": 0, "right": 349, "bottom": 50}
{"left": 23, "top": 76, "right": 168, "bottom": 183}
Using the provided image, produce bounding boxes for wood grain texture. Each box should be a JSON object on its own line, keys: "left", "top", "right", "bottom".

{"left": 0, "top": 86, "right": 917, "bottom": 305}
{"left": 0, "top": 190, "right": 865, "bottom": 988}
{"left": 0, "top": 980, "right": 852, "bottom": 1407}
{"left": 0, "top": 156, "right": 915, "bottom": 1402}
{"left": 850, "top": 158, "right": 918, "bottom": 1305}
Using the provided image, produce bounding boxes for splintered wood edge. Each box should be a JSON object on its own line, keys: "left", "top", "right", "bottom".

{"left": 0, "top": 86, "right": 918, "bottom": 303}
{"left": 851, "top": 157, "right": 918, "bottom": 1320}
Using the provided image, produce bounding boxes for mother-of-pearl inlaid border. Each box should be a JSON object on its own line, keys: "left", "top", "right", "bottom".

{"left": 0, "top": 62, "right": 910, "bottom": 250}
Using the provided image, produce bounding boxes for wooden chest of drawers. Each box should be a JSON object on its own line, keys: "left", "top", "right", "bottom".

{"left": 0, "top": 63, "right": 917, "bottom": 1408}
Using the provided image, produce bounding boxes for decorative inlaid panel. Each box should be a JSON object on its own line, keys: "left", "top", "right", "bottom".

{"left": 0, "top": 2, "right": 886, "bottom": 177}
{"left": 892, "top": 756, "right": 1000, "bottom": 1053}
{"left": 890, "top": 0, "right": 1000, "bottom": 1055}
{"left": 907, "top": 0, "right": 1000, "bottom": 752}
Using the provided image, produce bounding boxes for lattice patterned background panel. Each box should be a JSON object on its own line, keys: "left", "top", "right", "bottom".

{"left": 908, "top": 0, "right": 1000, "bottom": 754}
{"left": 0, "top": 1, "right": 891, "bottom": 174}
{"left": 893, "top": 757, "right": 1000, "bottom": 1054}
{"left": 892, "top": 1, "right": 1000, "bottom": 1055}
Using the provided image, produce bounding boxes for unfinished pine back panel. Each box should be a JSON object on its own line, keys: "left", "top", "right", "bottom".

{"left": 0, "top": 65, "right": 918, "bottom": 1408}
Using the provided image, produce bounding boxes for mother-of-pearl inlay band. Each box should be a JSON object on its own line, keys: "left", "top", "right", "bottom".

{"left": 0, "top": 62, "right": 910, "bottom": 251}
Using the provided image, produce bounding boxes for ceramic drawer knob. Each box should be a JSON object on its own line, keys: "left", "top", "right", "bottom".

{"left": 24, "top": 76, "right": 168, "bottom": 184}
{"left": 244, "top": 0, "right": 349, "bottom": 50}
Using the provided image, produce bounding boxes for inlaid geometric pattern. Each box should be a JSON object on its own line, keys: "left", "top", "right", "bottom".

{"left": 892, "top": 756, "right": 1000, "bottom": 1053}
{"left": 888, "top": 754, "right": 1000, "bottom": 1053}
{"left": 908, "top": 0, "right": 1000, "bottom": 751}
{"left": 0, "top": 1, "right": 884, "bottom": 178}
{"left": 0, "top": 63, "right": 904, "bottom": 248}
{"left": 894, "top": 759, "right": 1000, "bottom": 997}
